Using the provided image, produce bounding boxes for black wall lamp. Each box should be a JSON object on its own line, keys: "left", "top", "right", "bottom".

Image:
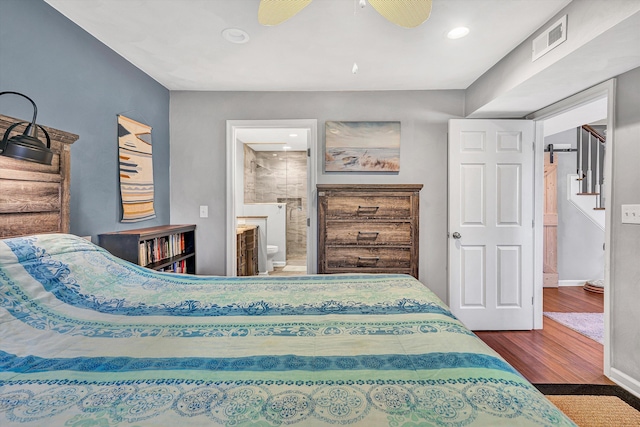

{"left": 0, "top": 91, "right": 53, "bottom": 165}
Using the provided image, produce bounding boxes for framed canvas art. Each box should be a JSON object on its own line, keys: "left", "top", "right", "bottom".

{"left": 325, "top": 121, "right": 400, "bottom": 172}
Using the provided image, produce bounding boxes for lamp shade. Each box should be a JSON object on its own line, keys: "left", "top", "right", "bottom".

{"left": 1, "top": 122, "right": 53, "bottom": 165}
{"left": 0, "top": 91, "right": 53, "bottom": 165}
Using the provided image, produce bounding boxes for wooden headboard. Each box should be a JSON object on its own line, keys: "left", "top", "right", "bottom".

{"left": 0, "top": 114, "right": 78, "bottom": 238}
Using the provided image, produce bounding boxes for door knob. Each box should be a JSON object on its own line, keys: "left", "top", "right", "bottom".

{"left": 452, "top": 232, "right": 462, "bottom": 239}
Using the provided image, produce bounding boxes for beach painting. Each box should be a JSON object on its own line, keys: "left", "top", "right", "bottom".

{"left": 325, "top": 121, "right": 400, "bottom": 172}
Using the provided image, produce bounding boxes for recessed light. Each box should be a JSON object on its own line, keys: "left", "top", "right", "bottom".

{"left": 289, "top": 133, "right": 298, "bottom": 137}
{"left": 447, "top": 27, "right": 469, "bottom": 40}
{"left": 283, "top": 146, "right": 292, "bottom": 150}
{"left": 222, "top": 28, "right": 250, "bottom": 44}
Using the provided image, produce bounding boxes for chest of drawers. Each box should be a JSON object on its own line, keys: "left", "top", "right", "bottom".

{"left": 317, "top": 184, "right": 422, "bottom": 278}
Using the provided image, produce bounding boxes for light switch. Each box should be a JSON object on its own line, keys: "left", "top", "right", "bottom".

{"left": 621, "top": 204, "right": 640, "bottom": 224}
{"left": 199, "top": 205, "right": 208, "bottom": 218}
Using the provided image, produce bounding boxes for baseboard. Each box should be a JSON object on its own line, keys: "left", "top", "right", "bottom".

{"left": 558, "top": 279, "right": 588, "bottom": 287}
{"left": 273, "top": 261, "right": 286, "bottom": 267}
{"left": 609, "top": 367, "right": 640, "bottom": 399}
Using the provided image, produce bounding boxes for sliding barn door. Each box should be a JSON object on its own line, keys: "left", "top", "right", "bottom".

{"left": 543, "top": 152, "right": 559, "bottom": 287}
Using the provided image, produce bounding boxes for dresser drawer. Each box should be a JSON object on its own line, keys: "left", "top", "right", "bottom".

{"left": 325, "top": 247, "right": 411, "bottom": 269}
{"left": 325, "top": 221, "right": 412, "bottom": 245}
{"left": 317, "top": 184, "right": 422, "bottom": 278}
{"left": 326, "top": 195, "right": 412, "bottom": 219}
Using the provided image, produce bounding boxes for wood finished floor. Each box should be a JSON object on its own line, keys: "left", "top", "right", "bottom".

{"left": 475, "top": 286, "right": 613, "bottom": 385}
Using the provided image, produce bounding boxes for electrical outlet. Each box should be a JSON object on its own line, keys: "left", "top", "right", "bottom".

{"left": 621, "top": 204, "right": 640, "bottom": 224}
{"left": 199, "top": 205, "right": 208, "bottom": 218}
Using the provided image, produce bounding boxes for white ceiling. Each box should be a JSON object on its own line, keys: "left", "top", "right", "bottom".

{"left": 543, "top": 98, "right": 608, "bottom": 137}
{"left": 44, "top": 0, "right": 573, "bottom": 92}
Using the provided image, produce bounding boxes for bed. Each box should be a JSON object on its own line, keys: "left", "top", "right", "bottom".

{"left": 0, "top": 233, "right": 578, "bottom": 426}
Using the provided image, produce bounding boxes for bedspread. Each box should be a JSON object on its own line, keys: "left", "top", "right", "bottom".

{"left": 0, "top": 234, "right": 575, "bottom": 426}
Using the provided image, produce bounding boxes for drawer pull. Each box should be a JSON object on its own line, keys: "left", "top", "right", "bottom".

{"left": 358, "top": 256, "right": 380, "bottom": 261}
{"left": 357, "top": 231, "right": 379, "bottom": 239}
{"left": 357, "top": 206, "right": 379, "bottom": 214}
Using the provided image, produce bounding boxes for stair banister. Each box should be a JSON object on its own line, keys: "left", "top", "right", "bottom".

{"left": 577, "top": 129, "right": 584, "bottom": 192}
{"left": 595, "top": 135, "right": 601, "bottom": 202}
{"left": 587, "top": 132, "right": 593, "bottom": 192}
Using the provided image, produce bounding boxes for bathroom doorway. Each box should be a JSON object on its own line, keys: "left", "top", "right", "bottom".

{"left": 226, "top": 119, "right": 318, "bottom": 276}
{"left": 244, "top": 137, "right": 308, "bottom": 275}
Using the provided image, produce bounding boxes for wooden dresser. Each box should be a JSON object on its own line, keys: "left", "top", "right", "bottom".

{"left": 317, "top": 184, "right": 422, "bottom": 278}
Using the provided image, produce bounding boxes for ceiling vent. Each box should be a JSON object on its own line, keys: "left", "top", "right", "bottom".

{"left": 532, "top": 15, "right": 567, "bottom": 62}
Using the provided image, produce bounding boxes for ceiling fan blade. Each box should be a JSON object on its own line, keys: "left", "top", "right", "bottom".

{"left": 368, "top": 0, "right": 432, "bottom": 28}
{"left": 258, "top": 0, "right": 313, "bottom": 26}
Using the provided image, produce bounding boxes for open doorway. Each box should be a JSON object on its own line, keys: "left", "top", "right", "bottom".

{"left": 241, "top": 132, "right": 308, "bottom": 276}
{"left": 541, "top": 97, "right": 607, "bottom": 291}
{"left": 539, "top": 99, "right": 607, "bottom": 355}
{"left": 529, "top": 79, "right": 615, "bottom": 376}
{"left": 472, "top": 81, "right": 615, "bottom": 383}
{"left": 226, "top": 119, "right": 318, "bottom": 277}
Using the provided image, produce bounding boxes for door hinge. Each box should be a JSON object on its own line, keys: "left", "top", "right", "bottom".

{"left": 532, "top": 141, "right": 535, "bottom": 151}
{"left": 532, "top": 219, "right": 535, "bottom": 228}
{"left": 532, "top": 296, "right": 534, "bottom": 305}
{"left": 307, "top": 218, "right": 310, "bottom": 227}
{"left": 307, "top": 148, "right": 311, "bottom": 157}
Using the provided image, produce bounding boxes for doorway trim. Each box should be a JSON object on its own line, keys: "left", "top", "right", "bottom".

{"left": 226, "top": 119, "right": 318, "bottom": 276}
{"left": 527, "top": 79, "right": 615, "bottom": 376}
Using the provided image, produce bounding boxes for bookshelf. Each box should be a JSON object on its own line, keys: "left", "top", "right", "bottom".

{"left": 98, "top": 224, "right": 196, "bottom": 274}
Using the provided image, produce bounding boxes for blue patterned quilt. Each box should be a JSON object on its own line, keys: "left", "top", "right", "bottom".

{"left": 0, "top": 234, "right": 575, "bottom": 426}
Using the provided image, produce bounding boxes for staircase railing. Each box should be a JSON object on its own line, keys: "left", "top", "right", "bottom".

{"left": 577, "top": 124, "right": 606, "bottom": 209}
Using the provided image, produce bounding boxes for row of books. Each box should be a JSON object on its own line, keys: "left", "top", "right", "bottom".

{"left": 139, "top": 233, "right": 187, "bottom": 267}
{"left": 158, "top": 259, "right": 188, "bottom": 274}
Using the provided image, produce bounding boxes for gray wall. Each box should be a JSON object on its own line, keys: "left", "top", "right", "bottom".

{"left": 611, "top": 66, "right": 640, "bottom": 385}
{"left": 545, "top": 129, "right": 605, "bottom": 281}
{"left": 170, "top": 90, "right": 464, "bottom": 300}
{"left": 0, "top": 0, "right": 170, "bottom": 240}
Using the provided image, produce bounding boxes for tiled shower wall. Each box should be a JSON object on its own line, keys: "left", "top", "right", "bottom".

{"left": 244, "top": 145, "right": 307, "bottom": 258}
{"left": 244, "top": 145, "right": 257, "bottom": 204}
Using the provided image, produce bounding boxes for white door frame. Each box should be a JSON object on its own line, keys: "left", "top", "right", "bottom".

{"left": 527, "top": 79, "right": 615, "bottom": 375}
{"left": 226, "top": 119, "right": 318, "bottom": 276}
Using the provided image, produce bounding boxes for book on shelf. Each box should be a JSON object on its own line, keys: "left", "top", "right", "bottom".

{"left": 137, "top": 232, "right": 189, "bottom": 268}
{"left": 98, "top": 224, "right": 196, "bottom": 275}
{"left": 158, "top": 259, "right": 187, "bottom": 274}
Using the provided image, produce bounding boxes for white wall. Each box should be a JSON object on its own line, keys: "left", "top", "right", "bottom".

{"left": 170, "top": 90, "right": 465, "bottom": 301}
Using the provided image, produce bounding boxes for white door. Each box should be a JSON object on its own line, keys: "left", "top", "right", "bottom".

{"left": 448, "top": 119, "right": 535, "bottom": 330}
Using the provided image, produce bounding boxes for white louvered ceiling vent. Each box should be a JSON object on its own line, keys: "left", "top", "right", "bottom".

{"left": 532, "top": 15, "right": 567, "bottom": 62}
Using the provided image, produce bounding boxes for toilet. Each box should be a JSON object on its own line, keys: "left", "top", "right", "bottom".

{"left": 266, "top": 245, "right": 279, "bottom": 272}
